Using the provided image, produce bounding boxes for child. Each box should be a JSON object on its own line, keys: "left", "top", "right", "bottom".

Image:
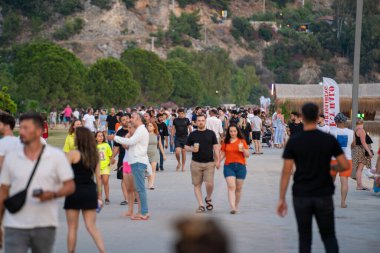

{"left": 96, "top": 131, "right": 113, "bottom": 205}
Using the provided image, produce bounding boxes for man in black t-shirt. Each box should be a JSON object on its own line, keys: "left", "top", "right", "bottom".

{"left": 111, "top": 114, "right": 130, "bottom": 205}
{"left": 287, "top": 112, "right": 304, "bottom": 137}
{"left": 277, "top": 103, "right": 349, "bottom": 253}
{"left": 106, "top": 108, "right": 118, "bottom": 147}
{"left": 156, "top": 113, "right": 169, "bottom": 171}
{"left": 171, "top": 108, "right": 192, "bottom": 171}
{"left": 185, "top": 114, "right": 219, "bottom": 213}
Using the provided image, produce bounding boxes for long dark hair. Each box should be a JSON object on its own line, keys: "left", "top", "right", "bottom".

{"left": 75, "top": 127, "right": 99, "bottom": 170}
{"left": 224, "top": 124, "right": 245, "bottom": 144}
{"left": 95, "top": 131, "right": 106, "bottom": 143}
{"left": 69, "top": 119, "right": 81, "bottom": 135}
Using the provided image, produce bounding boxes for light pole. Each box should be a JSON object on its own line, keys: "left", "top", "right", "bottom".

{"left": 351, "top": 0, "right": 363, "bottom": 129}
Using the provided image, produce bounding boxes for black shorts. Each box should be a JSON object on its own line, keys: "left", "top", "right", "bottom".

{"left": 252, "top": 131, "right": 261, "bottom": 140}
{"left": 175, "top": 136, "right": 188, "bottom": 149}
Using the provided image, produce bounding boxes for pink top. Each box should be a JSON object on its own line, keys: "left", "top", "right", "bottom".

{"left": 64, "top": 107, "right": 72, "bottom": 117}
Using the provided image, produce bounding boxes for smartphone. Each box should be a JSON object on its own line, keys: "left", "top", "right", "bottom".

{"left": 33, "top": 189, "right": 43, "bottom": 197}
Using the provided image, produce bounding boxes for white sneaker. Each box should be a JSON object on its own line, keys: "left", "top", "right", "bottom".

{"left": 364, "top": 169, "right": 375, "bottom": 179}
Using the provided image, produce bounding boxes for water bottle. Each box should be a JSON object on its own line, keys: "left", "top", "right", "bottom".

{"left": 96, "top": 200, "right": 102, "bottom": 213}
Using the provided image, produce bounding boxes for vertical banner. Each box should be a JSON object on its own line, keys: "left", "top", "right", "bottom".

{"left": 322, "top": 77, "right": 340, "bottom": 128}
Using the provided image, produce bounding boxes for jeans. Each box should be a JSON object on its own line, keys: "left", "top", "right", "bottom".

{"left": 4, "top": 227, "right": 56, "bottom": 253}
{"left": 132, "top": 162, "right": 149, "bottom": 215}
{"left": 169, "top": 135, "right": 175, "bottom": 153}
{"left": 158, "top": 138, "right": 165, "bottom": 170}
{"left": 293, "top": 196, "right": 338, "bottom": 253}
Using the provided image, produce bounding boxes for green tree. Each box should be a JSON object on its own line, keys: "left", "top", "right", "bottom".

{"left": 91, "top": 0, "right": 112, "bottom": 10}
{"left": 121, "top": 48, "right": 173, "bottom": 104}
{"left": 168, "top": 11, "right": 202, "bottom": 45}
{"left": 0, "top": 11, "right": 21, "bottom": 45}
{"left": 167, "top": 47, "right": 196, "bottom": 65}
{"left": 86, "top": 58, "right": 140, "bottom": 108}
{"left": 12, "top": 42, "right": 87, "bottom": 109}
{"left": 54, "top": 0, "right": 84, "bottom": 16}
{"left": 53, "top": 18, "right": 85, "bottom": 41}
{"left": 0, "top": 86, "right": 17, "bottom": 113}
{"left": 165, "top": 59, "right": 205, "bottom": 107}
{"left": 231, "top": 66, "right": 260, "bottom": 105}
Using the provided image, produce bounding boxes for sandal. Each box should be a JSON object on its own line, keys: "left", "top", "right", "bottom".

{"left": 205, "top": 198, "right": 214, "bottom": 211}
{"left": 230, "top": 210, "right": 237, "bottom": 214}
{"left": 196, "top": 206, "right": 206, "bottom": 213}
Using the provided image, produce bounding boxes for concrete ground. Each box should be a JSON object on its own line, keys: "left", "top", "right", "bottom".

{"left": 49, "top": 138, "right": 380, "bottom": 253}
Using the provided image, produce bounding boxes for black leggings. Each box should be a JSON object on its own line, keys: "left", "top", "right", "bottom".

{"left": 293, "top": 196, "right": 339, "bottom": 253}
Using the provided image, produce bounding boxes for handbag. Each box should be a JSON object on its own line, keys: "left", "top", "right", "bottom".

{"left": 4, "top": 145, "right": 45, "bottom": 214}
{"left": 364, "top": 149, "right": 374, "bottom": 157}
{"left": 116, "top": 165, "right": 123, "bottom": 180}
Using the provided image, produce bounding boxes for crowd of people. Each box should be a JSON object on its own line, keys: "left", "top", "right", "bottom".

{"left": 0, "top": 101, "right": 378, "bottom": 253}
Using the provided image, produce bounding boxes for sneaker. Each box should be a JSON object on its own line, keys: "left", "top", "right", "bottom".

{"left": 120, "top": 201, "right": 128, "bottom": 205}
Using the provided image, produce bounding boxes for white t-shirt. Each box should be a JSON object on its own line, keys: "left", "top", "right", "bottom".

{"left": 330, "top": 128, "right": 354, "bottom": 160}
{"left": 83, "top": 114, "right": 96, "bottom": 132}
{"left": 251, "top": 116, "right": 262, "bottom": 132}
{"left": 0, "top": 145, "right": 74, "bottom": 229}
{"left": 317, "top": 124, "right": 330, "bottom": 134}
{"left": 72, "top": 110, "right": 80, "bottom": 119}
{"left": 0, "top": 136, "right": 21, "bottom": 157}
{"left": 248, "top": 113, "right": 255, "bottom": 124}
{"left": 206, "top": 116, "right": 223, "bottom": 140}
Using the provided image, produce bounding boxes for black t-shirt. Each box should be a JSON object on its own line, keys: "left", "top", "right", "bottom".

{"left": 288, "top": 122, "right": 304, "bottom": 137}
{"left": 240, "top": 123, "right": 252, "bottom": 143}
{"left": 157, "top": 122, "right": 169, "bottom": 139}
{"left": 282, "top": 130, "right": 343, "bottom": 197}
{"left": 230, "top": 117, "right": 240, "bottom": 126}
{"left": 114, "top": 128, "right": 129, "bottom": 166}
{"left": 192, "top": 114, "right": 198, "bottom": 129}
{"left": 173, "top": 118, "right": 191, "bottom": 137}
{"left": 106, "top": 115, "right": 118, "bottom": 131}
{"left": 186, "top": 129, "right": 218, "bottom": 163}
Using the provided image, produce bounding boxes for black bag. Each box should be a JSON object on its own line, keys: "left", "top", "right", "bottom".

{"left": 364, "top": 149, "right": 374, "bottom": 157}
{"left": 116, "top": 166, "right": 123, "bottom": 180}
{"left": 4, "top": 146, "right": 45, "bottom": 214}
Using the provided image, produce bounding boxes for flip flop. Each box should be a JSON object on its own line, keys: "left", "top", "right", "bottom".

{"left": 205, "top": 198, "right": 214, "bottom": 211}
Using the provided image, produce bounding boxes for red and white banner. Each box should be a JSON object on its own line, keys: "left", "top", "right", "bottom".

{"left": 322, "top": 77, "right": 340, "bottom": 127}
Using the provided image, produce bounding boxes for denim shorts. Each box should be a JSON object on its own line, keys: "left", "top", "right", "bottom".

{"left": 223, "top": 163, "right": 247, "bottom": 179}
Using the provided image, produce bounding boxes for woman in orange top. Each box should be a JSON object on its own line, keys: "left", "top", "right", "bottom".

{"left": 220, "top": 124, "right": 250, "bottom": 214}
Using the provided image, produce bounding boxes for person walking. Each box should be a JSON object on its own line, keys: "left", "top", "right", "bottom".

{"left": 184, "top": 114, "right": 219, "bottom": 213}
{"left": 330, "top": 113, "right": 354, "bottom": 208}
{"left": 108, "top": 112, "right": 150, "bottom": 220}
{"left": 49, "top": 109, "right": 57, "bottom": 129}
{"left": 0, "top": 113, "right": 19, "bottom": 171}
{"left": 168, "top": 113, "right": 177, "bottom": 154}
{"left": 83, "top": 108, "right": 97, "bottom": 133}
{"left": 277, "top": 103, "right": 349, "bottom": 253}
{"left": 120, "top": 123, "right": 138, "bottom": 217}
{"left": 172, "top": 108, "right": 192, "bottom": 172}
{"left": 352, "top": 118, "right": 373, "bottom": 190}
{"left": 237, "top": 114, "right": 252, "bottom": 148}
{"left": 62, "top": 104, "right": 73, "bottom": 129}
{"left": 95, "top": 132, "right": 112, "bottom": 205}
{"left": 251, "top": 109, "right": 263, "bottom": 154}
{"left": 273, "top": 108, "right": 286, "bottom": 148}
{"left": 206, "top": 109, "right": 224, "bottom": 144}
{"left": 146, "top": 122, "right": 166, "bottom": 190}
{"left": 111, "top": 114, "right": 130, "bottom": 205}
{"left": 98, "top": 109, "right": 108, "bottom": 133}
{"left": 220, "top": 125, "right": 250, "bottom": 214}
{"left": 0, "top": 112, "right": 75, "bottom": 253}
{"left": 64, "top": 127, "right": 106, "bottom": 253}
{"left": 106, "top": 108, "right": 118, "bottom": 147}
{"left": 288, "top": 112, "right": 303, "bottom": 137}
{"left": 63, "top": 119, "right": 82, "bottom": 153}
{"left": 156, "top": 113, "right": 169, "bottom": 171}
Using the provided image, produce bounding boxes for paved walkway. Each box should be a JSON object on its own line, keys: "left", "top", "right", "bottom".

{"left": 52, "top": 143, "right": 379, "bottom": 253}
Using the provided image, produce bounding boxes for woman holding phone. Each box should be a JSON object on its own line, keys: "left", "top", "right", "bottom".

{"left": 220, "top": 125, "right": 250, "bottom": 214}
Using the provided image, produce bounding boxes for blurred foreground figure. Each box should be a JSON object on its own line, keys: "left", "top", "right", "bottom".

{"left": 174, "top": 216, "right": 230, "bottom": 253}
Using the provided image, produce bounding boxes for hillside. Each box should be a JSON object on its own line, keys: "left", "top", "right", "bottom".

{"left": 0, "top": 0, "right": 380, "bottom": 87}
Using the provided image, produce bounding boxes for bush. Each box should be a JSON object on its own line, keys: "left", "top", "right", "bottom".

{"left": 320, "top": 62, "right": 336, "bottom": 79}
{"left": 91, "top": 0, "right": 112, "bottom": 10}
{"left": 53, "top": 18, "right": 85, "bottom": 41}
{"left": 54, "top": 0, "right": 84, "bottom": 16}
{"left": 251, "top": 12, "right": 276, "bottom": 21}
{"left": 0, "top": 12, "right": 21, "bottom": 45}
{"left": 177, "top": 0, "right": 230, "bottom": 10}
{"left": 258, "top": 25, "right": 273, "bottom": 41}
{"left": 122, "top": 0, "right": 137, "bottom": 8}
{"left": 231, "top": 16, "right": 255, "bottom": 41}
